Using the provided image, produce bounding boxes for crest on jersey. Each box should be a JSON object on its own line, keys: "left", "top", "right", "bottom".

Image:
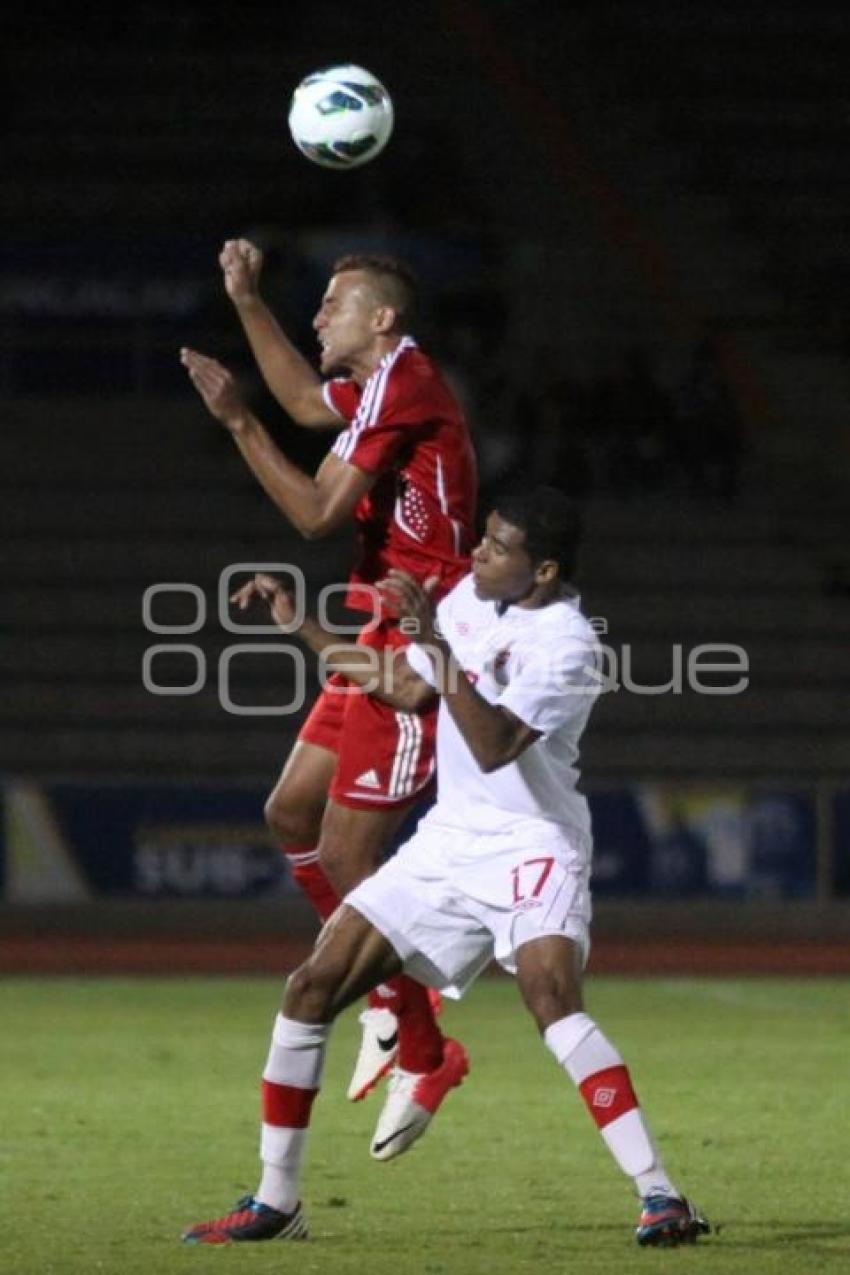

{"left": 490, "top": 646, "right": 512, "bottom": 686}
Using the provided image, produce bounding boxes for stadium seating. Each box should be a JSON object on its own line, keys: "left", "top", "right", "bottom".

{"left": 2, "top": 397, "right": 847, "bottom": 782}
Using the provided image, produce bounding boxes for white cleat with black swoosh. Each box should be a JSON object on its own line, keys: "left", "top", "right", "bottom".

{"left": 347, "top": 1008, "right": 399, "bottom": 1101}
{"left": 370, "top": 1038, "right": 469, "bottom": 1161}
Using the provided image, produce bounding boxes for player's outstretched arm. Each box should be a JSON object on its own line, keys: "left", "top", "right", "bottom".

{"left": 232, "top": 574, "right": 434, "bottom": 711}
{"left": 181, "top": 348, "right": 373, "bottom": 538}
{"left": 219, "top": 239, "right": 339, "bottom": 430}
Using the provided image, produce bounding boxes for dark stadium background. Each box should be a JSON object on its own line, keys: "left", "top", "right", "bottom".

{"left": 2, "top": 0, "right": 849, "bottom": 971}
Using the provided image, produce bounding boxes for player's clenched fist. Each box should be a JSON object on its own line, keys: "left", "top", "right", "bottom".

{"left": 219, "top": 238, "right": 264, "bottom": 306}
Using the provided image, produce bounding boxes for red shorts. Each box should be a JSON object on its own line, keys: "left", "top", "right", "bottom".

{"left": 298, "top": 622, "right": 437, "bottom": 812}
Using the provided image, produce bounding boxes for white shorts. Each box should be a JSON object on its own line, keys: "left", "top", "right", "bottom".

{"left": 347, "top": 818, "right": 592, "bottom": 998}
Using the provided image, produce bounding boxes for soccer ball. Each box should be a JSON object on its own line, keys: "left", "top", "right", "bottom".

{"left": 287, "top": 64, "right": 394, "bottom": 169}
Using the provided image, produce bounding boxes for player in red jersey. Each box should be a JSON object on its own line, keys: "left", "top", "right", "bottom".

{"left": 181, "top": 243, "right": 477, "bottom": 1130}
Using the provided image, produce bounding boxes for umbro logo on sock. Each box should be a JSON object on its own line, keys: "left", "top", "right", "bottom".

{"left": 354, "top": 769, "right": 382, "bottom": 790}
{"left": 592, "top": 1087, "right": 617, "bottom": 1108}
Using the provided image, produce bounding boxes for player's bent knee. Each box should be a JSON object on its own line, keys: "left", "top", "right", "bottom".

{"left": 264, "top": 791, "right": 319, "bottom": 846}
{"left": 263, "top": 793, "right": 288, "bottom": 839}
{"left": 525, "top": 991, "right": 583, "bottom": 1034}
{"left": 283, "top": 959, "right": 340, "bottom": 1022}
{"left": 518, "top": 968, "right": 583, "bottom": 1032}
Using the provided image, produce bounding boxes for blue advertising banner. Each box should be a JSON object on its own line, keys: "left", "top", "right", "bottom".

{"left": 1, "top": 781, "right": 818, "bottom": 902}
{"left": 52, "top": 786, "right": 282, "bottom": 897}
{"left": 833, "top": 791, "right": 850, "bottom": 897}
{"left": 3, "top": 783, "right": 280, "bottom": 901}
{"left": 588, "top": 785, "right": 816, "bottom": 899}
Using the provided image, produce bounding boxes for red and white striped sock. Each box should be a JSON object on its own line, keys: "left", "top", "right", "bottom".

{"left": 257, "top": 1014, "right": 329, "bottom": 1213}
{"left": 544, "top": 1012, "right": 679, "bottom": 1198}
{"left": 282, "top": 843, "right": 339, "bottom": 922}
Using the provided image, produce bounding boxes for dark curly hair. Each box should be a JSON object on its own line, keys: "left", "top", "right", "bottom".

{"left": 494, "top": 485, "right": 582, "bottom": 579}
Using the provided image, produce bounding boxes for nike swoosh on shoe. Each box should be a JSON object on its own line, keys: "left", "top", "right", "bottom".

{"left": 371, "top": 1121, "right": 419, "bottom": 1156}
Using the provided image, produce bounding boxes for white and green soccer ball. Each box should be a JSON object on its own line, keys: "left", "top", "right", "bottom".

{"left": 288, "top": 64, "right": 394, "bottom": 169}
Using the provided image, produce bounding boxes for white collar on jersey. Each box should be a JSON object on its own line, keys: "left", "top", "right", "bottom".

{"left": 370, "top": 333, "right": 417, "bottom": 377}
{"left": 494, "top": 589, "right": 581, "bottom": 620}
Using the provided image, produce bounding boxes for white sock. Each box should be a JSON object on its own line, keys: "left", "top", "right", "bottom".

{"left": 256, "top": 1014, "right": 329, "bottom": 1213}
{"left": 544, "top": 1012, "right": 679, "bottom": 1199}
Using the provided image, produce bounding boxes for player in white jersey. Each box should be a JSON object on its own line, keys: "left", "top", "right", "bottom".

{"left": 182, "top": 487, "right": 710, "bottom": 1251}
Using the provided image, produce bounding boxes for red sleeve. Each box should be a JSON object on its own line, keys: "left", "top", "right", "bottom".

{"left": 322, "top": 378, "right": 360, "bottom": 422}
{"left": 344, "top": 373, "right": 434, "bottom": 475}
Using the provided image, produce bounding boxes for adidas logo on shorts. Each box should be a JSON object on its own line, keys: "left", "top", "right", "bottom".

{"left": 354, "top": 769, "right": 382, "bottom": 791}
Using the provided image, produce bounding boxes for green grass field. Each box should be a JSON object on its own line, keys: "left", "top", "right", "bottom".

{"left": 2, "top": 976, "right": 848, "bottom": 1274}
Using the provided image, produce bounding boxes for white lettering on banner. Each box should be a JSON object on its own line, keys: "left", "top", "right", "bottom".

{"left": 134, "top": 840, "right": 278, "bottom": 895}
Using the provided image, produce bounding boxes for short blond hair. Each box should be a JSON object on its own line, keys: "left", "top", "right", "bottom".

{"left": 332, "top": 254, "right": 418, "bottom": 325}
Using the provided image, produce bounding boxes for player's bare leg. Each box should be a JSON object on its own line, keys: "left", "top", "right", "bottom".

{"left": 183, "top": 906, "right": 401, "bottom": 1245}
{"left": 516, "top": 937, "right": 709, "bottom": 1247}
{"left": 264, "top": 741, "right": 339, "bottom": 919}
{"left": 284, "top": 904, "right": 403, "bottom": 1019}
{"left": 316, "top": 796, "right": 410, "bottom": 897}
{"left": 318, "top": 798, "right": 455, "bottom": 1105}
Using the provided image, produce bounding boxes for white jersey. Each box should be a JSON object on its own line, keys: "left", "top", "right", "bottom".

{"left": 405, "top": 573, "right": 602, "bottom": 842}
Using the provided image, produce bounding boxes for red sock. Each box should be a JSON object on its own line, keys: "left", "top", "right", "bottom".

{"left": 282, "top": 844, "right": 339, "bottom": 922}
{"left": 374, "top": 976, "right": 444, "bottom": 1072}
{"left": 367, "top": 982, "right": 399, "bottom": 1012}
{"left": 578, "top": 1064, "right": 640, "bottom": 1129}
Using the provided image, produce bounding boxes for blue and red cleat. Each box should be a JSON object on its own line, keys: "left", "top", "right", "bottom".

{"left": 635, "top": 1194, "right": 710, "bottom": 1247}
{"left": 182, "top": 1195, "right": 308, "bottom": 1245}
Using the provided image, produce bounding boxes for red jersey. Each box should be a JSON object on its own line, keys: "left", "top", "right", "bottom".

{"left": 322, "top": 336, "right": 478, "bottom": 611}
